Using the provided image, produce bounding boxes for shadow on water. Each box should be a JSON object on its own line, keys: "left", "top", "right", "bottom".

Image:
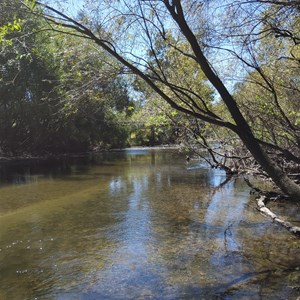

{"left": 0, "top": 149, "right": 299, "bottom": 299}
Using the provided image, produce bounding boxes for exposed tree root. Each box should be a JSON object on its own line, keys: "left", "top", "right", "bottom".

{"left": 244, "top": 178, "right": 300, "bottom": 238}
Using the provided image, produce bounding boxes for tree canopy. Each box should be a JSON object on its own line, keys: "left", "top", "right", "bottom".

{"left": 0, "top": 0, "right": 134, "bottom": 154}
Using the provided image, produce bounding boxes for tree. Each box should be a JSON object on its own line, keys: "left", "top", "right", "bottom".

{"left": 0, "top": 0, "right": 133, "bottom": 154}
{"left": 0, "top": 0, "right": 62, "bottom": 154}
{"left": 46, "top": 32, "right": 133, "bottom": 150}
{"left": 131, "top": 38, "right": 215, "bottom": 147}
{"left": 3, "top": 0, "right": 300, "bottom": 200}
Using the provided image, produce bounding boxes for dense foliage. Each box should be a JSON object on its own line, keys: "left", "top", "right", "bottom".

{"left": 0, "top": 0, "right": 132, "bottom": 155}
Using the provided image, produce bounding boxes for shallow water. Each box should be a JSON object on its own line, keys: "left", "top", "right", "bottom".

{"left": 0, "top": 149, "right": 299, "bottom": 299}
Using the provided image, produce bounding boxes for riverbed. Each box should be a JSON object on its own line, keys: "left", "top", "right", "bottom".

{"left": 0, "top": 149, "right": 299, "bottom": 299}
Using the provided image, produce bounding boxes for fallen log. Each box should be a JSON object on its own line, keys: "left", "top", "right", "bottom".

{"left": 256, "top": 194, "right": 300, "bottom": 238}
{"left": 244, "top": 178, "right": 300, "bottom": 238}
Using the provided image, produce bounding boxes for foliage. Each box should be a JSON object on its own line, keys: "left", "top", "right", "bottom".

{"left": 0, "top": 0, "right": 132, "bottom": 155}
{"left": 232, "top": 3, "right": 300, "bottom": 161}
{"left": 130, "top": 36, "right": 215, "bottom": 147}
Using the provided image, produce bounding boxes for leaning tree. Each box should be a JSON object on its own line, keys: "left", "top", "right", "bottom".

{"left": 3, "top": 0, "right": 300, "bottom": 200}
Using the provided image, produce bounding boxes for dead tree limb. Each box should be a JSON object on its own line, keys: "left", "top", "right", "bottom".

{"left": 244, "top": 178, "right": 300, "bottom": 238}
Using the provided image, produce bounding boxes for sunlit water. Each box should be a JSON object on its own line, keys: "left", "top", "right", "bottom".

{"left": 0, "top": 149, "right": 299, "bottom": 300}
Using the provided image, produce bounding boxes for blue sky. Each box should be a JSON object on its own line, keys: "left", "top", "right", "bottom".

{"left": 48, "top": 0, "right": 85, "bottom": 17}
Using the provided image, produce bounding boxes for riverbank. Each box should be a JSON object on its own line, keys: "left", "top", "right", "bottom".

{"left": 0, "top": 145, "right": 180, "bottom": 163}
{"left": 0, "top": 153, "right": 89, "bottom": 163}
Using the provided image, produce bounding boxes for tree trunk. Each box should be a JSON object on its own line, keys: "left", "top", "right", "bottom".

{"left": 238, "top": 131, "right": 300, "bottom": 200}
{"left": 167, "top": 0, "right": 300, "bottom": 201}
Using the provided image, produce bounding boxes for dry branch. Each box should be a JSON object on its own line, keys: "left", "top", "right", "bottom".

{"left": 245, "top": 178, "right": 300, "bottom": 238}
{"left": 256, "top": 194, "right": 300, "bottom": 237}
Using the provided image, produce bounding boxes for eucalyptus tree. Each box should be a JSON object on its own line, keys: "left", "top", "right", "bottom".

{"left": 5, "top": 0, "right": 299, "bottom": 199}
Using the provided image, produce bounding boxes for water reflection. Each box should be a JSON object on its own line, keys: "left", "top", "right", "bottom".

{"left": 0, "top": 150, "right": 299, "bottom": 299}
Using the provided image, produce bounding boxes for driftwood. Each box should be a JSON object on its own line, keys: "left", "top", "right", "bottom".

{"left": 256, "top": 194, "right": 300, "bottom": 237}
{"left": 245, "top": 178, "right": 300, "bottom": 238}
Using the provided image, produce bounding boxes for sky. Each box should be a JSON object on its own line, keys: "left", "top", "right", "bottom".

{"left": 41, "top": 0, "right": 251, "bottom": 96}
{"left": 46, "top": 0, "right": 85, "bottom": 18}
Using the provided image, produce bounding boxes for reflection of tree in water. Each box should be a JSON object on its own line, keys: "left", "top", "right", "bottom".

{"left": 0, "top": 158, "right": 76, "bottom": 184}
{"left": 0, "top": 153, "right": 120, "bottom": 185}
{"left": 147, "top": 169, "right": 291, "bottom": 299}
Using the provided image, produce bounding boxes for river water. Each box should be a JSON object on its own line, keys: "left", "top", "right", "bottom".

{"left": 0, "top": 149, "right": 299, "bottom": 300}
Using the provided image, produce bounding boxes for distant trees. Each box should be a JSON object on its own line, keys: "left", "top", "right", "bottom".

{"left": 130, "top": 38, "right": 214, "bottom": 146}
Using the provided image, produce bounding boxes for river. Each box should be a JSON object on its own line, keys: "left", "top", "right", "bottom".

{"left": 0, "top": 149, "right": 299, "bottom": 299}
